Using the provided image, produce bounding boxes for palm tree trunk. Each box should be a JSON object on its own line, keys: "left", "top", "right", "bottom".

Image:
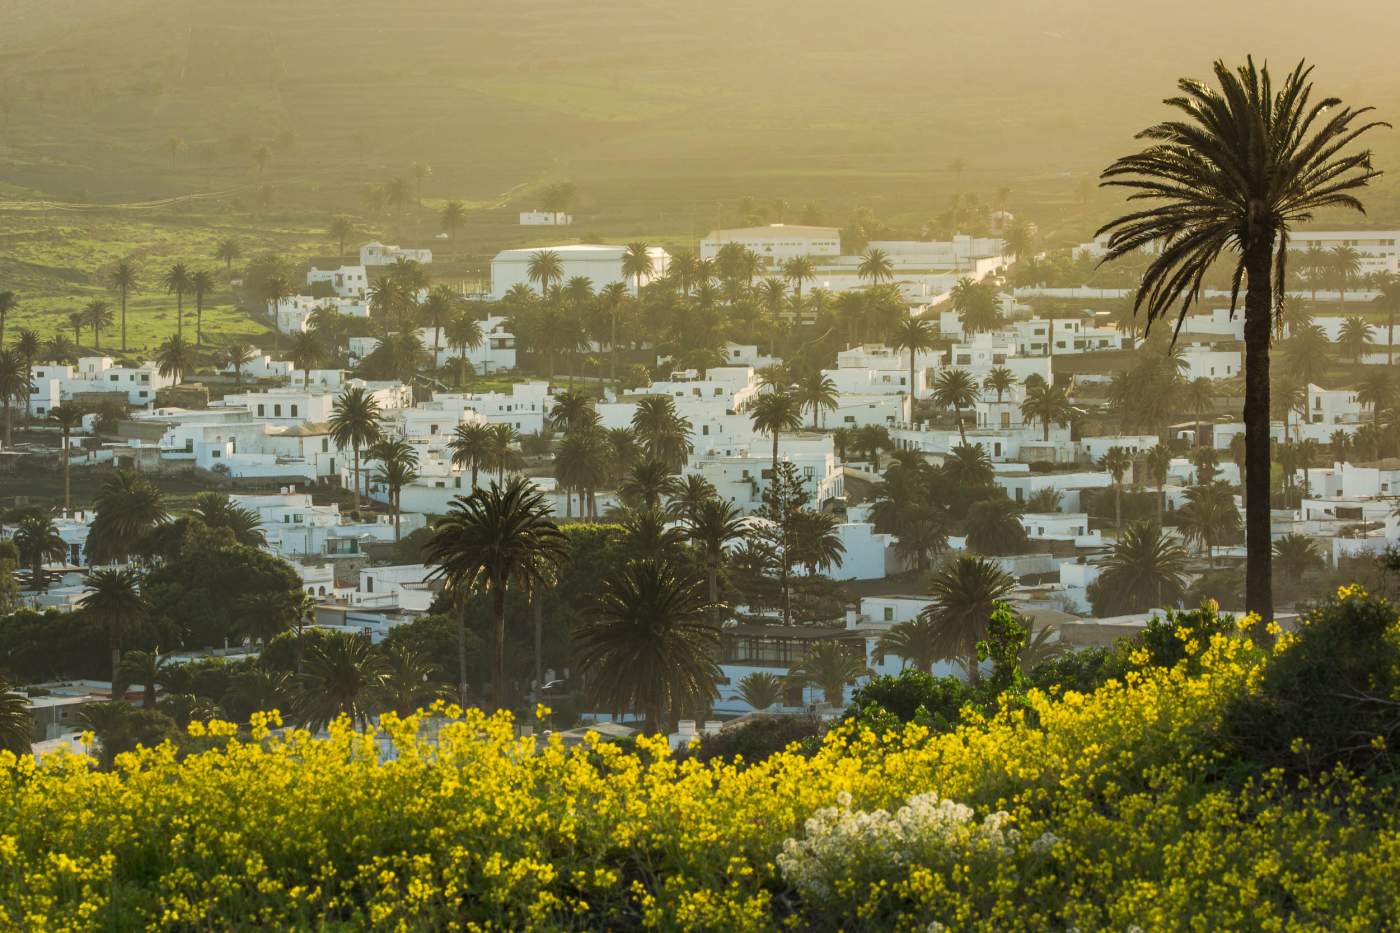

{"left": 709, "top": 556, "right": 720, "bottom": 626}
{"left": 196, "top": 298, "right": 203, "bottom": 346}
{"left": 956, "top": 405, "right": 967, "bottom": 445}
{"left": 351, "top": 446, "right": 361, "bottom": 510}
{"left": 492, "top": 583, "right": 507, "bottom": 712}
{"left": 62, "top": 431, "right": 71, "bottom": 513}
{"left": 610, "top": 310, "right": 618, "bottom": 383}
{"left": 1114, "top": 484, "right": 1122, "bottom": 532}
{"left": 533, "top": 589, "right": 544, "bottom": 697}
{"left": 1242, "top": 239, "right": 1275, "bottom": 621}
{"left": 1389, "top": 307, "right": 1395, "bottom": 367}
{"left": 966, "top": 651, "right": 980, "bottom": 686}
{"left": 120, "top": 293, "right": 127, "bottom": 351}
{"left": 393, "top": 493, "right": 401, "bottom": 542}
{"left": 3, "top": 399, "right": 10, "bottom": 449}
{"left": 1156, "top": 483, "right": 1164, "bottom": 525}
{"left": 176, "top": 294, "right": 183, "bottom": 340}
{"left": 457, "top": 601, "right": 469, "bottom": 707}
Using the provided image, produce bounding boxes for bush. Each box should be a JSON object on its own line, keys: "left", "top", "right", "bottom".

{"left": 1225, "top": 586, "right": 1400, "bottom": 783}
{"left": 679, "top": 714, "right": 825, "bottom": 765}
{"left": 846, "top": 671, "right": 970, "bottom": 731}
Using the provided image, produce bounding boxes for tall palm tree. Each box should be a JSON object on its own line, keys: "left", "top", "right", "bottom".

{"left": 1144, "top": 444, "right": 1173, "bottom": 524}
{"left": 0, "top": 348, "right": 28, "bottom": 448}
{"left": 13, "top": 510, "right": 65, "bottom": 591}
{"left": 215, "top": 237, "right": 243, "bottom": 272}
{"left": 328, "top": 387, "right": 383, "bottom": 510}
{"left": 983, "top": 367, "right": 1015, "bottom": 403}
{"left": 370, "top": 439, "right": 419, "bottom": 542}
{"left": 891, "top": 315, "right": 936, "bottom": 404}
{"left": 598, "top": 281, "right": 629, "bottom": 382}
{"left": 857, "top": 248, "right": 894, "bottom": 287}
{"left": 876, "top": 618, "right": 940, "bottom": 674}
{"left": 630, "top": 395, "right": 693, "bottom": 472}
{"left": 448, "top": 422, "right": 493, "bottom": 490}
{"left": 1330, "top": 245, "right": 1362, "bottom": 301}
{"left": 155, "top": 335, "right": 194, "bottom": 385}
{"left": 445, "top": 311, "right": 484, "bottom": 386}
{"left": 1272, "top": 532, "right": 1322, "bottom": 581}
{"left": 786, "top": 641, "right": 870, "bottom": 707}
{"left": 1095, "top": 522, "right": 1189, "bottom": 614}
{"left": 749, "top": 391, "right": 805, "bottom": 482}
{"left": 1099, "top": 447, "right": 1132, "bottom": 532}
{"left": 621, "top": 242, "right": 655, "bottom": 296}
{"left": 0, "top": 290, "right": 16, "bottom": 347}
{"left": 1096, "top": 57, "right": 1385, "bottom": 620}
{"left": 575, "top": 557, "right": 719, "bottom": 733}
{"left": 189, "top": 269, "right": 216, "bottom": 346}
{"left": 526, "top": 250, "right": 564, "bottom": 296}
{"left": 82, "top": 299, "right": 114, "bottom": 351}
{"left": 48, "top": 405, "right": 85, "bottom": 513}
{"left": 1337, "top": 316, "right": 1374, "bottom": 363}
{"left": 1019, "top": 381, "right": 1073, "bottom": 442}
{"left": 921, "top": 556, "right": 1015, "bottom": 685}
{"left": 288, "top": 331, "right": 321, "bottom": 387}
{"left": 781, "top": 255, "right": 816, "bottom": 299}
{"left": 190, "top": 492, "right": 265, "bottom": 547}
{"left": 664, "top": 474, "right": 718, "bottom": 523}
{"left": 684, "top": 497, "right": 747, "bottom": 622}
{"left": 79, "top": 568, "right": 146, "bottom": 685}
{"left": 160, "top": 263, "right": 192, "bottom": 340}
{"left": 794, "top": 371, "right": 838, "bottom": 429}
{"left": 381, "top": 643, "right": 452, "bottom": 716}
{"left": 932, "top": 368, "right": 979, "bottom": 444}
{"left": 113, "top": 650, "right": 167, "bottom": 709}
{"left": 106, "top": 258, "right": 138, "bottom": 351}
{"left": 1179, "top": 481, "right": 1242, "bottom": 566}
{"left": 1373, "top": 273, "right": 1400, "bottom": 366}
{"left": 224, "top": 343, "right": 254, "bottom": 384}
{"left": 440, "top": 201, "right": 467, "bottom": 239}
{"left": 425, "top": 477, "right": 566, "bottom": 710}
{"left": 487, "top": 423, "right": 521, "bottom": 480}
{"left": 1357, "top": 369, "right": 1394, "bottom": 431}
{"left": 294, "top": 631, "right": 389, "bottom": 731}
{"left": 0, "top": 680, "right": 31, "bottom": 755}
{"left": 619, "top": 459, "right": 677, "bottom": 511}
{"left": 554, "top": 429, "right": 610, "bottom": 519}
{"left": 86, "top": 470, "right": 168, "bottom": 564}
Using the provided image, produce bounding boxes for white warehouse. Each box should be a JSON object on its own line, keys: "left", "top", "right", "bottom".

{"left": 490, "top": 244, "right": 670, "bottom": 299}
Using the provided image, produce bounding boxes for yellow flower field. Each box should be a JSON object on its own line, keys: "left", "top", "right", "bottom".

{"left": 2, "top": 596, "right": 1399, "bottom": 930}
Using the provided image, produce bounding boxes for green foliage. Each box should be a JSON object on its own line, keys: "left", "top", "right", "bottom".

{"left": 846, "top": 671, "right": 970, "bottom": 733}
{"left": 678, "top": 714, "right": 825, "bottom": 765}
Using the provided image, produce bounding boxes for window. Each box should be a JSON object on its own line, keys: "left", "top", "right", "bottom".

{"left": 138, "top": 391, "right": 147, "bottom": 399}
{"left": 257, "top": 405, "right": 265, "bottom": 416}
{"left": 290, "top": 405, "right": 298, "bottom": 418}
{"left": 274, "top": 405, "right": 282, "bottom": 417}
{"left": 803, "top": 466, "right": 815, "bottom": 479}
{"left": 883, "top": 607, "right": 894, "bottom": 622}
{"left": 322, "top": 438, "right": 329, "bottom": 452}
{"left": 211, "top": 449, "right": 221, "bottom": 459}
{"left": 110, "top": 375, "right": 119, "bottom": 382}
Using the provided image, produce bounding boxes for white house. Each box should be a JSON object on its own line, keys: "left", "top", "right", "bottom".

{"left": 307, "top": 265, "right": 369, "bottom": 299}
{"left": 359, "top": 242, "right": 432, "bottom": 267}
{"left": 490, "top": 244, "right": 670, "bottom": 298}
{"left": 519, "top": 210, "right": 572, "bottom": 226}
{"left": 1178, "top": 345, "right": 1242, "bottom": 381}
{"left": 28, "top": 358, "right": 175, "bottom": 415}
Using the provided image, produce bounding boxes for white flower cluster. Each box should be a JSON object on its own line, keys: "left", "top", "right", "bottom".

{"left": 777, "top": 790, "right": 1052, "bottom": 907}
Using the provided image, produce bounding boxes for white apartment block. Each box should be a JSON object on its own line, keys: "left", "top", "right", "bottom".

{"left": 490, "top": 244, "right": 670, "bottom": 298}
{"left": 1305, "top": 385, "right": 1363, "bottom": 426}
{"left": 28, "top": 357, "right": 174, "bottom": 416}
{"left": 1012, "top": 318, "right": 1127, "bottom": 356}
{"left": 307, "top": 264, "right": 369, "bottom": 299}
{"left": 429, "top": 383, "right": 551, "bottom": 434}
{"left": 520, "top": 210, "right": 572, "bottom": 226}
{"left": 1178, "top": 345, "right": 1241, "bottom": 381}
{"left": 1287, "top": 229, "right": 1400, "bottom": 276}
{"left": 699, "top": 225, "right": 841, "bottom": 264}
{"left": 276, "top": 295, "right": 369, "bottom": 334}
{"left": 360, "top": 242, "right": 432, "bottom": 267}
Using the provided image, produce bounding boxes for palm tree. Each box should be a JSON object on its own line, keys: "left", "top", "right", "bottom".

{"left": 1178, "top": 481, "right": 1242, "bottom": 566}
{"left": 1096, "top": 57, "right": 1384, "bottom": 620}
{"left": 665, "top": 474, "right": 717, "bottom": 523}
{"left": 79, "top": 568, "right": 146, "bottom": 685}
{"left": 1144, "top": 444, "right": 1173, "bottom": 524}
{"left": 735, "top": 671, "right": 784, "bottom": 711}
{"left": 684, "top": 497, "right": 747, "bottom": 621}
{"left": 1374, "top": 273, "right": 1400, "bottom": 366}
{"left": 631, "top": 395, "right": 693, "bottom": 471}
{"left": 295, "top": 631, "right": 389, "bottom": 731}
{"left": 1019, "top": 381, "right": 1073, "bottom": 442}
{"left": 876, "top": 618, "right": 940, "bottom": 674}
{"left": 794, "top": 371, "right": 838, "bottom": 429}
{"left": 921, "top": 556, "right": 1015, "bottom": 685}
{"left": 160, "top": 263, "right": 192, "bottom": 340}
{"left": 45, "top": 335, "right": 78, "bottom": 365}
{"left": 1272, "top": 532, "right": 1322, "bottom": 580}
{"left": 425, "top": 477, "right": 566, "bottom": 709}
{"left": 288, "top": 331, "right": 321, "bottom": 388}
{"left": 440, "top": 201, "right": 467, "bottom": 239}
{"left": 113, "top": 650, "right": 167, "bottom": 709}
{"left": 67, "top": 311, "right": 85, "bottom": 349}
{"left": 13, "top": 510, "right": 65, "bottom": 590}
{"left": 749, "top": 391, "right": 805, "bottom": 482}
{"left": 381, "top": 643, "right": 452, "bottom": 716}
{"left": 154, "top": 335, "right": 194, "bottom": 385}
{"left": 0, "top": 680, "right": 31, "bottom": 755}
{"left": 1095, "top": 522, "right": 1189, "bottom": 614}
{"left": 487, "top": 423, "right": 521, "bottom": 479}
{"left": 619, "top": 460, "right": 677, "bottom": 511}
{"left": 445, "top": 311, "right": 484, "bottom": 386}
{"left": 448, "top": 422, "right": 493, "bottom": 490}
{"left": 1337, "top": 315, "right": 1374, "bottom": 363}
{"left": 86, "top": 470, "right": 168, "bottom": 564}
{"left": 786, "top": 641, "right": 870, "bottom": 707}
{"left": 555, "top": 429, "right": 610, "bottom": 518}
{"left": 965, "top": 496, "right": 1028, "bottom": 555}
{"left": 1099, "top": 447, "right": 1132, "bottom": 532}
{"left": 576, "top": 557, "right": 719, "bottom": 733}
{"left": 189, "top": 269, "right": 216, "bottom": 346}
{"left": 597, "top": 281, "right": 629, "bottom": 382}
{"left": 326, "top": 216, "right": 354, "bottom": 259}
{"left": 190, "top": 492, "right": 265, "bottom": 547}
{"left": 370, "top": 439, "right": 419, "bottom": 542}
{"left": 0, "top": 290, "right": 16, "bottom": 347}
{"left": 260, "top": 273, "right": 295, "bottom": 344}
{"left": 891, "top": 315, "right": 936, "bottom": 404}
{"left": 107, "top": 258, "right": 138, "bottom": 351}
{"left": 215, "top": 237, "right": 242, "bottom": 272}
{"left": 983, "top": 367, "right": 1015, "bottom": 403}
{"left": 1357, "top": 369, "right": 1394, "bottom": 430}
{"left": 82, "top": 299, "right": 113, "bottom": 351}
{"left": 526, "top": 250, "right": 564, "bottom": 296}
{"left": 224, "top": 343, "right": 254, "bottom": 384}
{"left": 621, "top": 242, "right": 654, "bottom": 296}
{"left": 1182, "top": 376, "right": 1217, "bottom": 446}
{"left": 328, "top": 387, "right": 383, "bottom": 510}
{"left": 1330, "top": 245, "right": 1362, "bottom": 301}
{"left": 781, "top": 255, "right": 816, "bottom": 299}
{"left": 857, "top": 248, "right": 893, "bottom": 286}
{"left": 931, "top": 369, "right": 979, "bottom": 444}
{"left": 48, "top": 405, "right": 85, "bottom": 513}
{"left": 0, "top": 348, "right": 28, "bottom": 448}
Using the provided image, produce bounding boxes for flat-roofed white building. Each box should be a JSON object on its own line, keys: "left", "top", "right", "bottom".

{"left": 360, "top": 242, "right": 432, "bottom": 267}
{"left": 307, "top": 265, "right": 369, "bottom": 298}
{"left": 490, "top": 244, "right": 670, "bottom": 298}
{"left": 1287, "top": 229, "right": 1400, "bottom": 275}
{"left": 520, "top": 210, "right": 572, "bottom": 226}
{"left": 700, "top": 224, "right": 841, "bottom": 264}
